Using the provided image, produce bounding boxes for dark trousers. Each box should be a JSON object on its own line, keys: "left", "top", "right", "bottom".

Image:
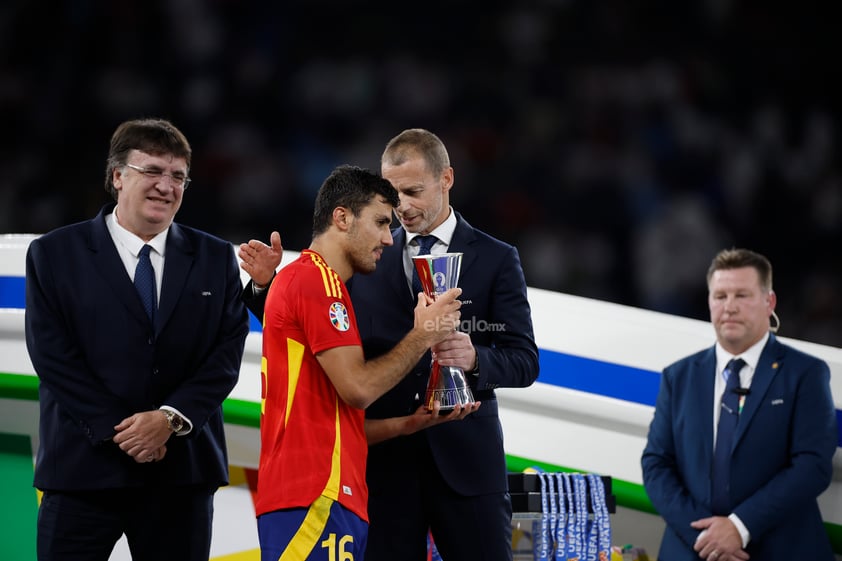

{"left": 365, "top": 440, "right": 513, "bottom": 561}
{"left": 37, "top": 485, "right": 215, "bottom": 561}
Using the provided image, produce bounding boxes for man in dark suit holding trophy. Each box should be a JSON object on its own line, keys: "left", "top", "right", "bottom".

{"left": 241, "top": 128, "right": 539, "bottom": 561}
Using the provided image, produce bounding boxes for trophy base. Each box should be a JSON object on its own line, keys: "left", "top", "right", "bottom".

{"left": 424, "top": 363, "right": 475, "bottom": 412}
{"left": 433, "top": 403, "right": 462, "bottom": 416}
{"left": 424, "top": 387, "right": 476, "bottom": 413}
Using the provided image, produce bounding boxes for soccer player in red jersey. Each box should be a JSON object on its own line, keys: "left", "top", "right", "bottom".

{"left": 255, "top": 165, "right": 462, "bottom": 561}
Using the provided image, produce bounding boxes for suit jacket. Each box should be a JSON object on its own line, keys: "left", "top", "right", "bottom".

{"left": 641, "top": 334, "right": 837, "bottom": 560}
{"left": 349, "top": 212, "right": 539, "bottom": 496}
{"left": 26, "top": 204, "right": 249, "bottom": 491}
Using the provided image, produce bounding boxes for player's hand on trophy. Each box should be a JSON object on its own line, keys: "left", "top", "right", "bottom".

{"left": 401, "top": 401, "right": 481, "bottom": 435}
{"left": 415, "top": 287, "right": 462, "bottom": 344}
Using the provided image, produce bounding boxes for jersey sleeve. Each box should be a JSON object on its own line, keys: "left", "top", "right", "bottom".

{"left": 293, "top": 264, "right": 361, "bottom": 356}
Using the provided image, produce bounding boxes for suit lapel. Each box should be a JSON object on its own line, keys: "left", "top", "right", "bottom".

{"left": 157, "top": 223, "right": 193, "bottom": 334}
{"left": 445, "top": 213, "right": 478, "bottom": 281}
{"left": 88, "top": 206, "right": 151, "bottom": 326}
{"left": 388, "top": 226, "right": 424, "bottom": 307}
{"left": 695, "top": 348, "right": 718, "bottom": 465}
{"left": 734, "top": 335, "right": 783, "bottom": 447}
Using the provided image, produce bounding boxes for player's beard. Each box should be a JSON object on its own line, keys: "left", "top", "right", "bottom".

{"left": 347, "top": 225, "right": 380, "bottom": 275}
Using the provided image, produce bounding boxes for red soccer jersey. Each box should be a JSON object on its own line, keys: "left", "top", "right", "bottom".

{"left": 255, "top": 250, "right": 369, "bottom": 521}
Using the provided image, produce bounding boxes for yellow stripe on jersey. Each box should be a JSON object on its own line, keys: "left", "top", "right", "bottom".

{"left": 280, "top": 495, "right": 333, "bottom": 561}
{"left": 285, "top": 338, "right": 305, "bottom": 426}
{"left": 308, "top": 252, "right": 343, "bottom": 298}
{"left": 322, "top": 400, "right": 342, "bottom": 501}
{"left": 260, "top": 356, "right": 268, "bottom": 415}
{"left": 211, "top": 548, "right": 260, "bottom": 560}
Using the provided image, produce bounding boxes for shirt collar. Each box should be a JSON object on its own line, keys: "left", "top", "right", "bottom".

{"left": 405, "top": 207, "right": 457, "bottom": 247}
{"left": 715, "top": 331, "right": 770, "bottom": 374}
{"left": 108, "top": 205, "right": 168, "bottom": 257}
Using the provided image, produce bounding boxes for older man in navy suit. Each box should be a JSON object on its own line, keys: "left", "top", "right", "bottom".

{"left": 25, "top": 118, "right": 249, "bottom": 561}
{"left": 641, "top": 248, "right": 837, "bottom": 560}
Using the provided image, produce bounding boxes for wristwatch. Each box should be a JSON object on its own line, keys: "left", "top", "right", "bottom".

{"left": 164, "top": 410, "right": 185, "bottom": 433}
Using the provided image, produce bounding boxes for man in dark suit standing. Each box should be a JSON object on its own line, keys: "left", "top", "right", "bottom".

{"left": 25, "top": 118, "right": 249, "bottom": 561}
{"left": 241, "top": 128, "right": 539, "bottom": 561}
{"left": 641, "top": 248, "right": 837, "bottom": 560}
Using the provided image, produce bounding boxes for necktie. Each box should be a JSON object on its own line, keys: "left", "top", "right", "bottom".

{"left": 711, "top": 357, "right": 746, "bottom": 514}
{"left": 135, "top": 244, "right": 156, "bottom": 323}
{"left": 411, "top": 235, "right": 438, "bottom": 297}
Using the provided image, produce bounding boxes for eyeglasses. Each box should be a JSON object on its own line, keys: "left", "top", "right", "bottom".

{"left": 125, "top": 163, "right": 191, "bottom": 190}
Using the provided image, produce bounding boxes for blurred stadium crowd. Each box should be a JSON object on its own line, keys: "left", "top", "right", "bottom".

{"left": 2, "top": 1, "right": 840, "bottom": 347}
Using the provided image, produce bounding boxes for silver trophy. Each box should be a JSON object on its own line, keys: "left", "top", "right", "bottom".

{"left": 412, "top": 252, "right": 476, "bottom": 412}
